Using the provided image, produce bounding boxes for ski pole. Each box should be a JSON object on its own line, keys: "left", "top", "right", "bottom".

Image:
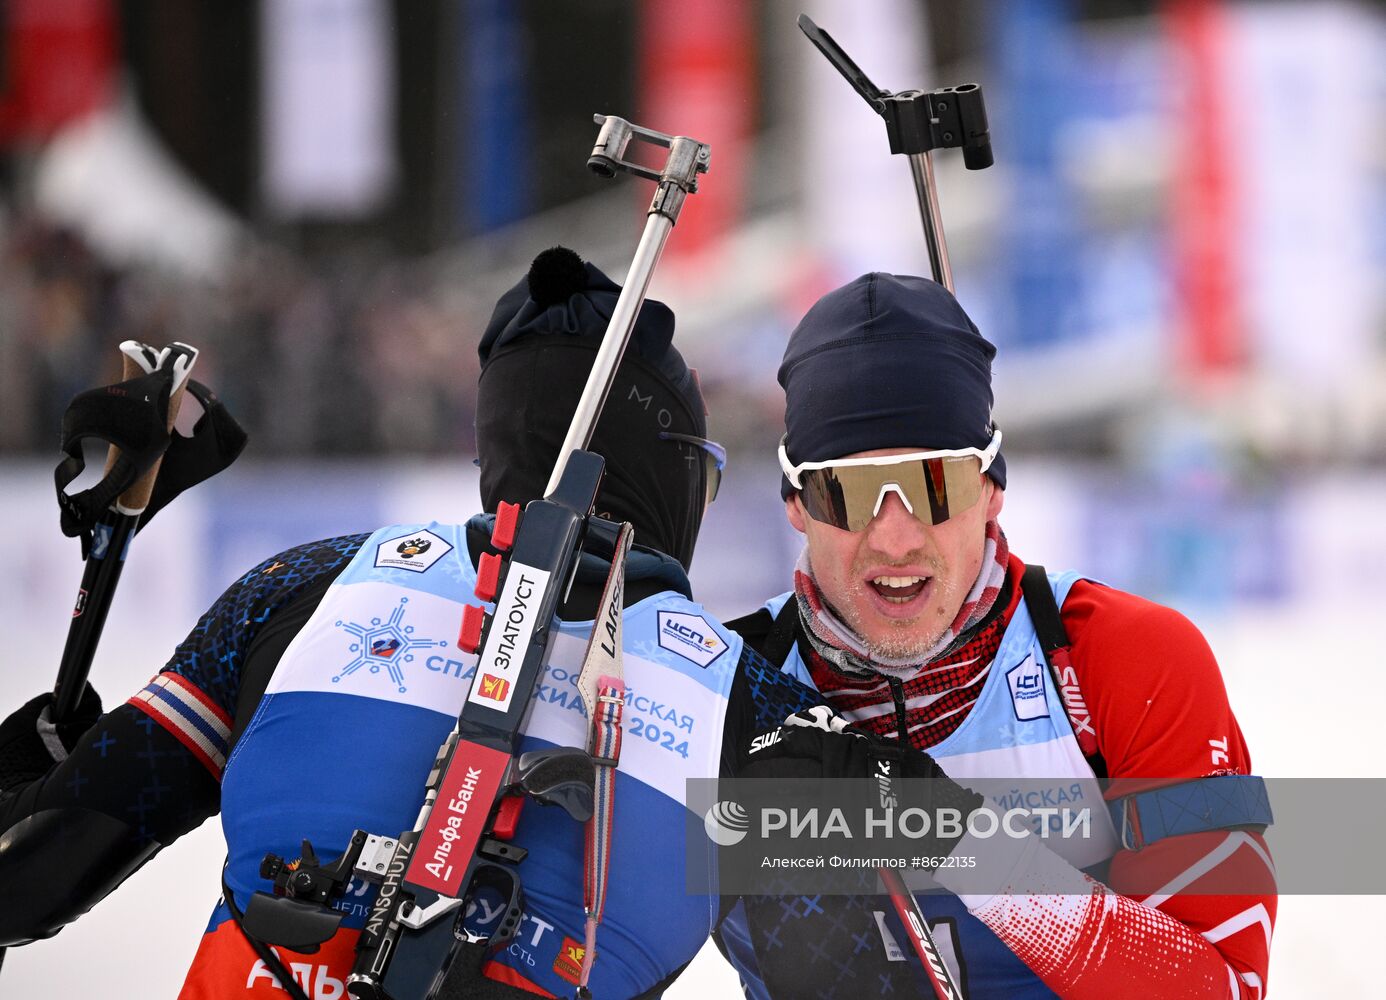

{"left": 880, "top": 866, "right": 963, "bottom": 1000}
{"left": 0, "top": 342, "right": 200, "bottom": 988}
{"left": 50, "top": 341, "right": 197, "bottom": 722}
{"left": 797, "top": 12, "right": 992, "bottom": 292}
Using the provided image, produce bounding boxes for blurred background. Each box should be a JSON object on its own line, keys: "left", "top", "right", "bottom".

{"left": 1, "top": 0, "right": 1383, "bottom": 996}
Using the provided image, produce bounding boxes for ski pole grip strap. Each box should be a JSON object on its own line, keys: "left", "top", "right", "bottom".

{"left": 55, "top": 368, "right": 175, "bottom": 539}
{"left": 109, "top": 350, "right": 191, "bottom": 514}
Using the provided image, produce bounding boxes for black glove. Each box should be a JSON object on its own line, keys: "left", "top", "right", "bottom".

{"left": 0, "top": 686, "right": 103, "bottom": 793}
{"left": 735, "top": 705, "right": 983, "bottom": 859}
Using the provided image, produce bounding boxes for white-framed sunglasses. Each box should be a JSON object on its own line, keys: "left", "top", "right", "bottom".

{"left": 778, "top": 426, "right": 1002, "bottom": 531}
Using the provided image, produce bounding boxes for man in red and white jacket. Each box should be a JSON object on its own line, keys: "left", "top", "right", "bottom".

{"left": 715, "top": 272, "right": 1275, "bottom": 999}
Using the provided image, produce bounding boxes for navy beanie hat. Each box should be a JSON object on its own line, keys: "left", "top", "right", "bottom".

{"left": 476, "top": 247, "right": 709, "bottom": 570}
{"left": 778, "top": 272, "right": 1005, "bottom": 499}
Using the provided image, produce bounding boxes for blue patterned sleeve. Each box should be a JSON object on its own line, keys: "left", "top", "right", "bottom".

{"left": 738, "top": 646, "right": 824, "bottom": 730}
{"left": 159, "top": 533, "right": 370, "bottom": 721}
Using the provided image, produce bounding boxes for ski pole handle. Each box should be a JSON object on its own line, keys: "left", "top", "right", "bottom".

{"left": 106, "top": 340, "right": 197, "bottom": 514}
{"left": 51, "top": 341, "right": 198, "bottom": 722}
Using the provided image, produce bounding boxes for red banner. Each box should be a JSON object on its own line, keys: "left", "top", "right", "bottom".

{"left": 638, "top": 0, "right": 754, "bottom": 256}
{"left": 1165, "top": 0, "right": 1245, "bottom": 379}
{"left": 0, "top": 0, "right": 116, "bottom": 144}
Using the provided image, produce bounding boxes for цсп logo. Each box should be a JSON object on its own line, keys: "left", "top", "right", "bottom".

{"left": 704, "top": 800, "right": 750, "bottom": 846}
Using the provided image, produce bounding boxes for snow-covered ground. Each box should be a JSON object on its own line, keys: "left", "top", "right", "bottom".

{"left": 1, "top": 458, "right": 1378, "bottom": 997}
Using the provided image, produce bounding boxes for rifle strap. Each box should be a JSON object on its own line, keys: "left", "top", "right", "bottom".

{"left": 575, "top": 522, "right": 634, "bottom": 997}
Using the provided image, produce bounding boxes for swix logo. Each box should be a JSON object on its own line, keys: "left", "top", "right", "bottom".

{"left": 332, "top": 596, "right": 449, "bottom": 694}
{"left": 749, "top": 730, "right": 782, "bottom": 754}
{"left": 874, "top": 757, "right": 898, "bottom": 810}
{"left": 905, "top": 912, "right": 960, "bottom": 999}
{"left": 476, "top": 673, "right": 510, "bottom": 702}
{"left": 1056, "top": 661, "right": 1098, "bottom": 753}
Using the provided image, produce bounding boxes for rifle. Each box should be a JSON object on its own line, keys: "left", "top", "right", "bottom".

{"left": 796, "top": 14, "right": 996, "bottom": 1000}
{"left": 239, "top": 116, "right": 710, "bottom": 1000}
{"left": 797, "top": 13, "right": 991, "bottom": 291}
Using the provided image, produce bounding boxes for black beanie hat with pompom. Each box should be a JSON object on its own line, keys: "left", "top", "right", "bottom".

{"left": 476, "top": 247, "right": 709, "bottom": 570}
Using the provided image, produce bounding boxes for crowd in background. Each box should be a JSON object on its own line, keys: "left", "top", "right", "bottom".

{"left": 0, "top": 212, "right": 481, "bottom": 457}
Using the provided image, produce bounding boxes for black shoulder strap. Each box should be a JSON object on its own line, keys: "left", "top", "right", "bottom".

{"left": 1020, "top": 564, "right": 1106, "bottom": 779}
{"left": 1020, "top": 564, "right": 1067, "bottom": 657}
{"left": 761, "top": 599, "right": 801, "bottom": 667}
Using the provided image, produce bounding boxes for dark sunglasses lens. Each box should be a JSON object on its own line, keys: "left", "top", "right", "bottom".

{"left": 660, "top": 433, "right": 725, "bottom": 506}
{"left": 930, "top": 457, "right": 983, "bottom": 521}
{"left": 799, "top": 467, "right": 853, "bottom": 529}
{"left": 704, "top": 456, "right": 722, "bottom": 504}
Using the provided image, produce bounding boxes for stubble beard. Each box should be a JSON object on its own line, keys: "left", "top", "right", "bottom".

{"left": 836, "top": 561, "right": 962, "bottom": 663}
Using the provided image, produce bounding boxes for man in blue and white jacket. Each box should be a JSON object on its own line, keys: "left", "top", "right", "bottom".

{"left": 0, "top": 248, "right": 823, "bottom": 1000}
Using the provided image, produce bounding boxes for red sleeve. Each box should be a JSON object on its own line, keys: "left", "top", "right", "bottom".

{"left": 1022, "top": 580, "right": 1277, "bottom": 998}
{"left": 948, "top": 573, "right": 1277, "bottom": 998}
{"left": 1061, "top": 580, "right": 1251, "bottom": 783}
